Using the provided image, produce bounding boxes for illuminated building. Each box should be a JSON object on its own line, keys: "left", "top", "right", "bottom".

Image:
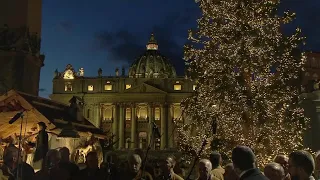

{"left": 50, "top": 34, "right": 196, "bottom": 150}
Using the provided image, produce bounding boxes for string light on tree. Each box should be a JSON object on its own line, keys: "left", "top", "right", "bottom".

{"left": 178, "top": 0, "right": 309, "bottom": 166}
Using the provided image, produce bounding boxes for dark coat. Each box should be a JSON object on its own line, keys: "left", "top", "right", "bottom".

{"left": 33, "top": 130, "right": 49, "bottom": 162}
{"left": 239, "top": 168, "right": 269, "bottom": 180}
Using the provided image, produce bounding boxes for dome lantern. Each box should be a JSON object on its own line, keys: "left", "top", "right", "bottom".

{"left": 128, "top": 33, "right": 177, "bottom": 78}
{"left": 146, "top": 33, "right": 158, "bottom": 51}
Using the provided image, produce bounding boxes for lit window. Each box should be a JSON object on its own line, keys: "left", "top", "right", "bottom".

{"left": 102, "top": 105, "right": 113, "bottom": 121}
{"left": 104, "top": 84, "right": 112, "bottom": 91}
{"left": 174, "top": 84, "right": 182, "bottom": 91}
{"left": 193, "top": 85, "right": 197, "bottom": 91}
{"left": 88, "top": 85, "right": 94, "bottom": 91}
{"left": 64, "top": 82, "right": 72, "bottom": 91}
{"left": 137, "top": 105, "right": 148, "bottom": 120}
{"left": 155, "top": 107, "right": 160, "bottom": 120}
{"left": 126, "top": 84, "right": 132, "bottom": 89}
{"left": 126, "top": 108, "right": 131, "bottom": 120}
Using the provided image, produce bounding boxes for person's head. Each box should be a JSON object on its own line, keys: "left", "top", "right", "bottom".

{"left": 128, "top": 153, "right": 142, "bottom": 173}
{"left": 232, "top": 146, "right": 256, "bottom": 174}
{"left": 274, "top": 154, "right": 289, "bottom": 175}
{"left": 37, "top": 122, "right": 47, "bottom": 131}
{"left": 315, "top": 151, "right": 320, "bottom": 171}
{"left": 264, "top": 162, "right": 285, "bottom": 180}
{"left": 133, "top": 148, "right": 144, "bottom": 160}
{"left": 210, "top": 151, "right": 222, "bottom": 168}
{"left": 3, "top": 146, "right": 19, "bottom": 167}
{"left": 224, "top": 163, "right": 239, "bottom": 180}
{"left": 163, "top": 155, "right": 176, "bottom": 173}
{"left": 46, "top": 149, "right": 61, "bottom": 168}
{"left": 289, "top": 150, "right": 315, "bottom": 180}
{"left": 59, "top": 147, "right": 70, "bottom": 162}
{"left": 86, "top": 151, "right": 99, "bottom": 169}
{"left": 198, "top": 159, "right": 212, "bottom": 180}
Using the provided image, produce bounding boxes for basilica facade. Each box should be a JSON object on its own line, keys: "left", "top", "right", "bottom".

{"left": 50, "top": 34, "right": 195, "bottom": 150}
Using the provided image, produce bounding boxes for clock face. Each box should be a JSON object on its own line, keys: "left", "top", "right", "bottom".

{"left": 63, "top": 70, "right": 74, "bottom": 79}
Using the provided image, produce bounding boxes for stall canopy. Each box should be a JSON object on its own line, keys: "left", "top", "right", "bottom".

{"left": 0, "top": 90, "right": 106, "bottom": 139}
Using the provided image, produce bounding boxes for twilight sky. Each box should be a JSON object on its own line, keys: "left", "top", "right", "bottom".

{"left": 39, "top": 0, "right": 320, "bottom": 97}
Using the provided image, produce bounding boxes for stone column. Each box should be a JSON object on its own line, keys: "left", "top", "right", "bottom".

{"left": 147, "top": 103, "right": 154, "bottom": 145}
{"left": 160, "top": 104, "right": 168, "bottom": 149}
{"left": 131, "top": 105, "right": 137, "bottom": 148}
{"left": 94, "top": 104, "right": 101, "bottom": 128}
{"left": 168, "top": 104, "right": 174, "bottom": 148}
{"left": 119, "top": 103, "right": 125, "bottom": 149}
{"left": 112, "top": 104, "right": 118, "bottom": 149}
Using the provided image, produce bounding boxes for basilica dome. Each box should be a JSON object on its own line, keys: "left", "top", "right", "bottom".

{"left": 128, "top": 34, "right": 177, "bottom": 78}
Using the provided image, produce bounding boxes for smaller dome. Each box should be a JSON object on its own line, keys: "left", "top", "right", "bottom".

{"left": 128, "top": 33, "right": 177, "bottom": 78}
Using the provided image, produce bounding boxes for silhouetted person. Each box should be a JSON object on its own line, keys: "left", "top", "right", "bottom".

{"left": 1, "top": 146, "right": 34, "bottom": 180}
{"left": 33, "top": 122, "right": 49, "bottom": 170}
{"left": 197, "top": 159, "right": 213, "bottom": 180}
{"left": 159, "top": 155, "right": 183, "bottom": 180}
{"left": 274, "top": 154, "right": 290, "bottom": 180}
{"left": 58, "top": 147, "right": 79, "bottom": 177}
{"left": 231, "top": 146, "right": 268, "bottom": 180}
{"left": 76, "top": 151, "right": 106, "bottom": 180}
{"left": 264, "top": 163, "right": 285, "bottom": 180}
{"left": 224, "top": 163, "right": 239, "bottom": 180}
{"left": 118, "top": 153, "right": 153, "bottom": 180}
{"left": 209, "top": 152, "right": 224, "bottom": 180}
{"left": 288, "top": 151, "right": 315, "bottom": 180}
{"left": 34, "top": 149, "right": 70, "bottom": 180}
{"left": 315, "top": 151, "right": 320, "bottom": 180}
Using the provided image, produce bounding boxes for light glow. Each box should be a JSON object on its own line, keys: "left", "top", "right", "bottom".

{"left": 178, "top": 0, "right": 309, "bottom": 166}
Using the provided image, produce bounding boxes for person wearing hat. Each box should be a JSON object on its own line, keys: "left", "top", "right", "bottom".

{"left": 33, "top": 122, "right": 49, "bottom": 171}
{"left": 231, "top": 146, "right": 268, "bottom": 180}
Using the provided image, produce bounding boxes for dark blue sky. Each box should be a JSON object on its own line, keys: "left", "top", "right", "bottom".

{"left": 39, "top": 0, "right": 320, "bottom": 97}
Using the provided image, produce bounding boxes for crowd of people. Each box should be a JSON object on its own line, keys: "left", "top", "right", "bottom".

{"left": 0, "top": 122, "right": 319, "bottom": 180}
{"left": 0, "top": 144, "right": 319, "bottom": 180}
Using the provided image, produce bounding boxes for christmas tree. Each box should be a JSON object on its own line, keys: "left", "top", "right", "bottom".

{"left": 178, "top": 0, "right": 309, "bottom": 166}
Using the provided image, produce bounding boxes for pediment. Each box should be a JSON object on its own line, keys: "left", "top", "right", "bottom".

{"left": 124, "top": 83, "right": 167, "bottom": 94}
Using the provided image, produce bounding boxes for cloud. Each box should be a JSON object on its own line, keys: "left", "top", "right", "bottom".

{"left": 92, "top": 6, "right": 198, "bottom": 75}
{"left": 38, "top": 88, "right": 47, "bottom": 92}
{"left": 57, "top": 21, "right": 74, "bottom": 33}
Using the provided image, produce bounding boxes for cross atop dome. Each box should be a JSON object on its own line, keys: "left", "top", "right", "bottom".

{"left": 146, "top": 33, "right": 158, "bottom": 50}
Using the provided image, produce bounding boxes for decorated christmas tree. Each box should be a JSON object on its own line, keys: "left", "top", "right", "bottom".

{"left": 178, "top": 0, "right": 309, "bottom": 165}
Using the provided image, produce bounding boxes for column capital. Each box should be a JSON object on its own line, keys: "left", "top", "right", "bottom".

{"left": 148, "top": 102, "right": 162, "bottom": 107}
{"left": 116, "top": 102, "right": 127, "bottom": 108}
{"left": 128, "top": 103, "right": 137, "bottom": 108}
{"left": 161, "top": 102, "right": 169, "bottom": 108}
{"left": 147, "top": 102, "right": 154, "bottom": 108}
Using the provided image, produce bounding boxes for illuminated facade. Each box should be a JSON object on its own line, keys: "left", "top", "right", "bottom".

{"left": 50, "top": 34, "right": 195, "bottom": 150}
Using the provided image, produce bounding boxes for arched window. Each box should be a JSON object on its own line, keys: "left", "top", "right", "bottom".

{"left": 102, "top": 105, "right": 113, "bottom": 121}
{"left": 64, "top": 82, "right": 73, "bottom": 91}
{"left": 126, "top": 108, "right": 131, "bottom": 121}
{"left": 126, "top": 138, "right": 131, "bottom": 149}
{"left": 154, "top": 107, "right": 160, "bottom": 121}
{"left": 137, "top": 105, "right": 148, "bottom": 121}
{"left": 139, "top": 132, "right": 147, "bottom": 149}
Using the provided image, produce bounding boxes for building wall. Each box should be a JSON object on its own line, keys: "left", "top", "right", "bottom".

{"left": 0, "top": 0, "right": 42, "bottom": 35}
{"left": 302, "top": 52, "right": 320, "bottom": 86}
{"left": 0, "top": 52, "right": 43, "bottom": 96}
{"left": 0, "top": 0, "right": 44, "bottom": 96}
{"left": 50, "top": 75, "right": 195, "bottom": 150}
